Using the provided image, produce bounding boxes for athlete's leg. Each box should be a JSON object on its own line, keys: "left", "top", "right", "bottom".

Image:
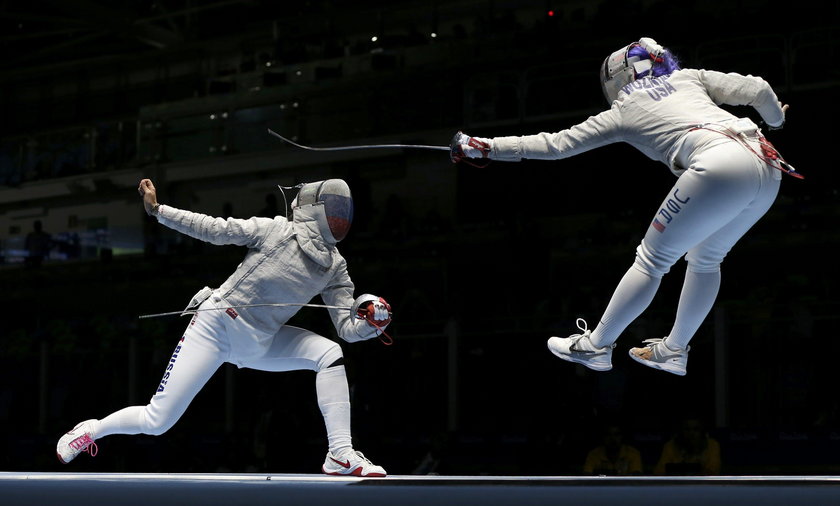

{"left": 57, "top": 299, "right": 231, "bottom": 463}
{"left": 239, "top": 326, "right": 384, "bottom": 475}
{"left": 661, "top": 269, "right": 721, "bottom": 352}
{"left": 96, "top": 302, "right": 230, "bottom": 438}
{"left": 667, "top": 162, "right": 780, "bottom": 349}
{"left": 590, "top": 140, "right": 766, "bottom": 349}
{"left": 588, "top": 267, "right": 661, "bottom": 348}
{"left": 238, "top": 326, "right": 350, "bottom": 453}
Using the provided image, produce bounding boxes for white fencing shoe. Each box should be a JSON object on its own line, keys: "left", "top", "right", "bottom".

{"left": 547, "top": 318, "right": 615, "bottom": 371}
{"left": 322, "top": 450, "right": 387, "bottom": 477}
{"left": 629, "top": 338, "right": 689, "bottom": 376}
{"left": 56, "top": 419, "right": 99, "bottom": 464}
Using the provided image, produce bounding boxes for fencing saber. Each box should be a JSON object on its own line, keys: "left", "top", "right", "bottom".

{"left": 138, "top": 302, "right": 350, "bottom": 320}
{"left": 138, "top": 301, "right": 395, "bottom": 345}
{"left": 267, "top": 128, "right": 449, "bottom": 152}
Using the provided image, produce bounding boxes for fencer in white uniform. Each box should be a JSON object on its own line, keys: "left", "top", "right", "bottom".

{"left": 57, "top": 178, "right": 392, "bottom": 476}
{"left": 452, "top": 37, "right": 800, "bottom": 376}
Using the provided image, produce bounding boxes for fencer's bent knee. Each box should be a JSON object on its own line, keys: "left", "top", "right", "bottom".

{"left": 140, "top": 405, "right": 178, "bottom": 436}
{"left": 685, "top": 251, "right": 723, "bottom": 274}
{"left": 326, "top": 357, "right": 345, "bottom": 368}
{"left": 143, "top": 421, "right": 173, "bottom": 436}
{"left": 315, "top": 340, "right": 343, "bottom": 372}
{"left": 633, "top": 242, "right": 672, "bottom": 278}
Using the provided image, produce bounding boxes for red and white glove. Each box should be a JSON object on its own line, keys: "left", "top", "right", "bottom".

{"left": 353, "top": 294, "right": 392, "bottom": 328}
{"left": 449, "top": 131, "right": 491, "bottom": 164}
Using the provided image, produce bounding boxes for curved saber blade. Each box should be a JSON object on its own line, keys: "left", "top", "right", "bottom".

{"left": 267, "top": 128, "right": 449, "bottom": 152}
{"left": 139, "top": 302, "right": 350, "bottom": 320}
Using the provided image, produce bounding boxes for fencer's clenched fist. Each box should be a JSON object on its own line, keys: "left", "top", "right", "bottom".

{"left": 138, "top": 179, "right": 160, "bottom": 216}
{"left": 353, "top": 294, "right": 393, "bottom": 328}
{"left": 367, "top": 297, "right": 392, "bottom": 323}
{"left": 449, "top": 131, "right": 491, "bottom": 163}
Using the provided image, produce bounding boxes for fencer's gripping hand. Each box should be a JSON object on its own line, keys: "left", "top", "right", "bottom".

{"left": 355, "top": 294, "right": 392, "bottom": 327}
{"left": 353, "top": 293, "right": 392, "bottom": 334}
{"left": 138, "top": 178, "right": 160, "bottom": 216}
{"left": 449, "top": 131, "right": 491, "bottom": 164}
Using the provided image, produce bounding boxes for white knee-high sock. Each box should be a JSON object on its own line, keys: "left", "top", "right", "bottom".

{"left": 590, "top": 266, "right": 661, "bottom": 348}
{"left": 666, "top": 269, "right": 721, "bottom": 350}
{"left": 316, "top": 365, "right": 352, "bottom": 455}
{"left": 93, "top": 406, "right": 147, "bottom": 439}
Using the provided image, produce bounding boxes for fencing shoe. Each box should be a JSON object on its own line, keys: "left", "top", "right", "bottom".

{"left": 322, "top": 449, "right": 387, "bottom": 477}
{"left": 56, "top": 419, "right": 99, "bottom": 464}
{"left": 629, "top": 338, "right": 689, "bottom": 376}
{"left": 547, "top": 318, "right": 615, "bottom": 371}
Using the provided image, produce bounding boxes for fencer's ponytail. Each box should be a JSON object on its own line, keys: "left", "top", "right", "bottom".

{"left": 627, "top": 43, "right": 681, "bottom": 78}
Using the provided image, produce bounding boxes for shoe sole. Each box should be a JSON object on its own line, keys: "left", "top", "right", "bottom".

{"left": 628, "top": 349, "right": 686, "bottom": 376}
{"left": 322, "top": 466, "right": 386, "bottom": 477}
{"left": 548, "top": 345, "right": 612, "bottom": 371}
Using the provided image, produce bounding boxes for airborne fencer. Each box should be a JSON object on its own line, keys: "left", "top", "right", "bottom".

{"left": 452, "top": 37, "right": 799, "bottom": 376}
{"left": 57, "top": 178, "right": 393, "bottom": 476}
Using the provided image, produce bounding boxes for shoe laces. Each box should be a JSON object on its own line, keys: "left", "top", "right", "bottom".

{"left": 352, "top": 451, "right": 374, "bottom": 465}
{"left": 574, "top": 318, "right": 588, "bottom": 335}
{"left": 570, "top": 318, "right": 591, "bottom": 341}
{"left": 567, "top": 319, "right": 594, "bottom": 351}
{"left": 640, "top": 338, "right": 688, "bottom": 354}
{"left": 69, "top": 434, "right": 98, "bottom": 457}
{"left": 569, "top": 319, "right": 614, "bottom": 351}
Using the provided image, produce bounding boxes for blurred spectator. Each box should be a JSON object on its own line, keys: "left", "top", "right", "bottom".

{"left": 24, "top": 220, "right": 52, "bottom": 268}
{"left": 582, "top": 424, "right": 643, "bottom": 475}
{"left": 654, "top": 417, "right": 721, "bottom": 475}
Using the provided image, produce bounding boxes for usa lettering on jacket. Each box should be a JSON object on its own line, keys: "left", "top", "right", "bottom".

{"left": 622, "top": 76, "right": 678, "bottom": 101}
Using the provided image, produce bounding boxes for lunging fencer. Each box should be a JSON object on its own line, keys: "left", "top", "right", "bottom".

{"left": 57, "top": 178, "right": 393, "bottom": 476}
{"left": 452, "top": 37, "right": 800, "bottom": 376}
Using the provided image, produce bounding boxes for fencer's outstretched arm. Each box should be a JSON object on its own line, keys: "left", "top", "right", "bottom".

{"left": 138, "top": 178, "right": 276, "bottom": 248}
{"left": 452, "top": 72, "right": 791, "bottom": 171}
{"left": 490, "top": 109, "right": 621, "bottom": 161}
{"left": 452, "top": 109, "right": 620, "bottom": 163}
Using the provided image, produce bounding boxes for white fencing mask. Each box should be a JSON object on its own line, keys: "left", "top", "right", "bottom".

{"left": 291, "top": 179, "right": 354, "bottom": 241}
{"left": 599, "top": 37, "right": 664, "bottom": 104}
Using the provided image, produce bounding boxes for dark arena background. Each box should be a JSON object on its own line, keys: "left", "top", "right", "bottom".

{"left": 2, "top": 1, "right": 839, "bottom": 504}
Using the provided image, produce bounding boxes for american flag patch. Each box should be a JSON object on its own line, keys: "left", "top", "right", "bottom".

{"left": 652, "top": 219, "right": 666, "bottom": 233}
{"left": 225, "top": 307, "right": 239, "bottom": 319}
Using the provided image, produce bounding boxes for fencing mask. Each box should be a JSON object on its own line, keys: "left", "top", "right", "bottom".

{"left": 599, "top": 37, "right": 665, "bottom": 104}
{"left": 290, "top": 179, "right": 354, "bottom": 241}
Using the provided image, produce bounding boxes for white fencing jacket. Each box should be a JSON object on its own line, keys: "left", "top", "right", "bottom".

{"left": 489, "top": 69, "right": 785, "bottom": 175}
{"left": 155, "top": 202, "right": 379, "bottom": 343}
